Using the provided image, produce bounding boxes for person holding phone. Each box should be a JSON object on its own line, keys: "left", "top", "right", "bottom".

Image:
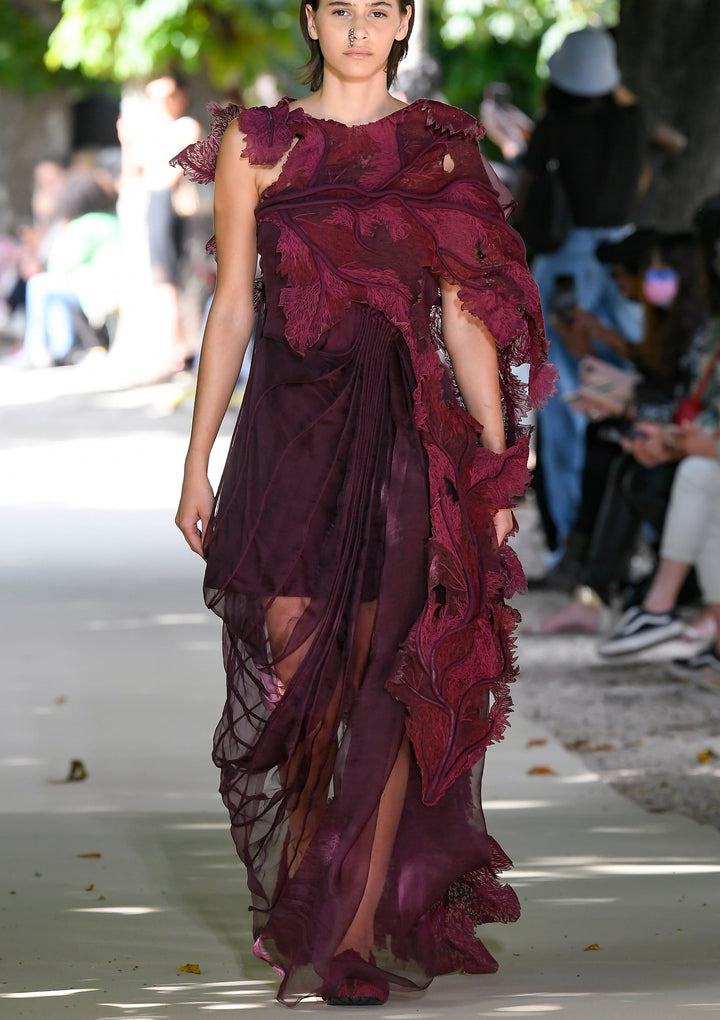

{"left": 536, "top": 216, "right": 716, "bottom": 641}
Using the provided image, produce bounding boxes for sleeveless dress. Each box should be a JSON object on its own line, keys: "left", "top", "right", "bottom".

{"left": 172, "top": 97, "right": 553, "bottom": 1005}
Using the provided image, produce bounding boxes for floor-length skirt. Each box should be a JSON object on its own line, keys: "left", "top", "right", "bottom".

{"left": 202, "top": 303, "right": 520, "bottom": 1004}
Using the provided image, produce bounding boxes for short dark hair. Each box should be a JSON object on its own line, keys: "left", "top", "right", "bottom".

{"left": 299, "top": 1, "right": 414, "bottom": 92}
{"left": 56, "top": 170, "right": 116, "bottom": 221}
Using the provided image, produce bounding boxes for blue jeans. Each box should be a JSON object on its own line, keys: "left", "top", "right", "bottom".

{"left": 23, "top": 271, "right": 81, "bottom": 366}
{"left": 532, "top": 226, "right": 644, "bottom": 545}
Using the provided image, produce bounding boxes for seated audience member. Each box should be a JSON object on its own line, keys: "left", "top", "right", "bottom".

{"left": 598, "top": 197, "right": 720, "bottom": 685}
{"left": 598, "top": 445, "right": 719, "bottom": 689}
{"left": 536, "top": 231, "right": 709, "bottom": 631}
{"left": 12, "top": 170, "right": 120, "bottom": 368}
{"left": 533, "top": 228, "right": 658, "bottom": 593}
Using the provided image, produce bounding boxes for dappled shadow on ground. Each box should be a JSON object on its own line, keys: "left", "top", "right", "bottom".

{"left": 2, "top": 804, "right": 720, "bottom": 1019}
{"left": 517, "top": 618, "right": 720, "bottom": 829}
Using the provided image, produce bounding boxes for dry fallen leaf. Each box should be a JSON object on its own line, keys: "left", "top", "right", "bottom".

{"left": 697, "top": 748, "right": 718, "bottom": 764}
{"left": 564, "top": 740, "right": 587, "bottom": 752}
{"left": 49, "top": 760, "right": 88, "bottom": 785}
{"left": 66, "top": 760, "right": 88, "bottom": 781}
{"left": 527, "top": 766, "right": 557, "bottom": 776}
{"left": 85, "top": 884, "right": 95, "bottom": 892}
{"left": 178, "top": 963, "right": 201, "bottom": 975}
{"left": 564, "top": 739, "right": 614, "bottom": 753}
{"left": 526, "top": 738, "right": 548, "bottom": 748}
{"left": 77, "top": 852, "right": 101, "bottom": 858}
{"left": 96, "top": 895, "right": 106, "bottom": 901}
{"left": 584, "top": 944, "right": 601, "bottom": 952}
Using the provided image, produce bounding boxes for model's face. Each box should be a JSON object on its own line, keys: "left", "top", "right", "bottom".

{"left": 305, "top": 1, "right": 411, "bottom": 79}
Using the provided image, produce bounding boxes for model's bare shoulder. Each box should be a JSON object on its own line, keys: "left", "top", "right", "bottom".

{"left": 214, "top": 120, "right": 262, "bottom": 206}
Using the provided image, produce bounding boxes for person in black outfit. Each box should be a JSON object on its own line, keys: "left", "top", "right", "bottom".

{"left": 518, "top": 28, "right": 647, "bottom": 557}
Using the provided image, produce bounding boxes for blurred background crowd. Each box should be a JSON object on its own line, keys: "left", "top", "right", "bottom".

{"left": 1, "top": 0, "right": 719, "bottom": 689}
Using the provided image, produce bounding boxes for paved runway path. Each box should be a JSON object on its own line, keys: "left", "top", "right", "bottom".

{"left": 1, "top": 367, "right": 718, "bottom": 1018}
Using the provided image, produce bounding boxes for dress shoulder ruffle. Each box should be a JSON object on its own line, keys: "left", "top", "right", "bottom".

{"left": 417, "top": 98, "right": 485, "bottom": 143}
{"left": 169, "top": 99, "right": 296, "bottom": 183}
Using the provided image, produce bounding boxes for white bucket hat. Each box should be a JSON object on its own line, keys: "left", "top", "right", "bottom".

{"left": 547, "top": 27, "right": 620, "bottom": 98}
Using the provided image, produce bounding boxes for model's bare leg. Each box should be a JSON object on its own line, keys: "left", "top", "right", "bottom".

{"left": 264, "top": 595, "right": 313, "bottom": 698}
{"left": 350, "top": 601, "right": 378, "bottom": 691}
{"left": 265, "top": 596, "right": 325, "bottom": 874}
{"left": 285, "top": 600, "right": 381, "bottom": 877}
{"left": 266, "top": 597, "right": 381, "bottom": 878}
{"left": 264, "top": 595, "right": 408, "bottom": 902}
{"left": 333, "top": 598, "right": 409, "bottom": 958}
{"left": 335, "top": 733, "right": 411, "bottom": 958}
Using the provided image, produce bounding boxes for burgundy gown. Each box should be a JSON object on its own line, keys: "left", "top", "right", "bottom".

{"left": 172, "top": 97, "right": 553, "bottom": 1005}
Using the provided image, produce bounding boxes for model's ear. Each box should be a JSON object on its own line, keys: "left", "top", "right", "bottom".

{"left": 305, "top": 4, "right": 319, "bottom": 41}
{"left": 395, "top": 4, "right": 412, "bottom": 41}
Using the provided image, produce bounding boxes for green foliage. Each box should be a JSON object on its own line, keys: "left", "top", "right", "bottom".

{"left": 40, "top": 0, "right": 618, "bottom": 106}
{"left": 46, "top": 0, "right": 302, "bottom": 90}
{"left": 437, "top": 0, "right": 618, "bottom": 48}
{"left": 430, "top": 0, "right": 619, "bottom": 116}
{"left": 0, "top": 0, "right": 81, "bottom": 91}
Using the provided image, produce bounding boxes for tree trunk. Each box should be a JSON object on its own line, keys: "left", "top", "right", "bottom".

{"left": 618, "top": 0, "right": 720, "bottom": 229}
{"left": 0, "top": 90, "right": 70, "bottom": 234}
{"left": 0, "top": 0, "right": 71, "bottom": 233}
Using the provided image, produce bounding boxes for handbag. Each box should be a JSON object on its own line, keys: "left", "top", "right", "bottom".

{"left": 674, "top": 344, "right": 720, "bottom": 424}
{"left": 521, "top": 118, "right": 573, "bottom": 255}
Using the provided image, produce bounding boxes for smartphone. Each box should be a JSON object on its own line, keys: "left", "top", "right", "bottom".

{"left": 595, "top": 425, "right": 645, "bottom": 443}
{"left": 596, "top": 425, "right": 626, "bottom": 443}
{"left": 550, "top": 274, "right": 577, "bottom": 322}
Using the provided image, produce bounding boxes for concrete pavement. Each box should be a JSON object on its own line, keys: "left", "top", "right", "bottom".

{"left": 1, "top": 365, "right": 719, "bottom": 1018}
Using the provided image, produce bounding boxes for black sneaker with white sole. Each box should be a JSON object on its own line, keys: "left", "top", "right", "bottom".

{"left": 598, "top": 605, "right": 685, "bottom": 656}
{"left": 666, "top": 643, "right": 720, "bottom": 681}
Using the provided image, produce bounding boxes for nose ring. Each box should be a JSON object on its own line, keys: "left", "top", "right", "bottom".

{"left": 348, "top": 27, "right": 355, "bottom": 47}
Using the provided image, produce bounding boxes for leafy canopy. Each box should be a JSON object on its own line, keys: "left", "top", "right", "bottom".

{"left": 37, "top": 0, "right": 617, "bottom": 109}
{"left": 45, "top": 0, "right": 300, "bottom": 88}
{"left": 429, "top": 0, "right": 618, "bottom": 115}
{"left": 0, "top": 0, "right": 80, "bottom": 91}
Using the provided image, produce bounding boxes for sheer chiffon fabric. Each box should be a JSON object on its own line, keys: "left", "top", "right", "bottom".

{"left": 172, "top": 98, "right": 553, "bottom": 1004}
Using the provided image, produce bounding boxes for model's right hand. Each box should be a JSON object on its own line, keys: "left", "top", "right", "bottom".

{"left": 176, "top": 472, "right": 215, "bottom": 557}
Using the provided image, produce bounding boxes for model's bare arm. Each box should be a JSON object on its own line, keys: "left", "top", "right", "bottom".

{"left": 176, "top": 124, "right": 259, "bottom": 556}
{"left": 441, "top": 280, "right": 513, "bottom": 544}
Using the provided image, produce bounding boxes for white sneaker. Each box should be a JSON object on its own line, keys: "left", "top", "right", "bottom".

{"left": 599, "top": 606, "right": 684, "bottom": 656}
{"left": 666, "top": 643, "right": 720, "bottom": 685}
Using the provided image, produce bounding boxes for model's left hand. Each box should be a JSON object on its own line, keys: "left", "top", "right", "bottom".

{"left": 493, "top": 508, "right": 514, "bottom": 545}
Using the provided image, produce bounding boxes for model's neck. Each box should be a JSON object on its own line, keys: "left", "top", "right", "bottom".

{"left": 306, "top": 73, "right": 400, "bottom": 126}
